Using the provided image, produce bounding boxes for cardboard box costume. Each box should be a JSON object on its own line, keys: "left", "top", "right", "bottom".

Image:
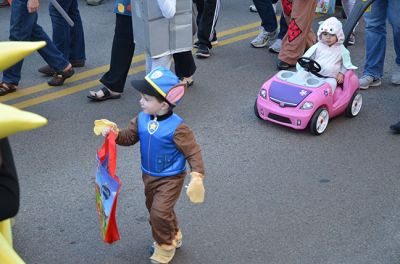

{"left": 131, "top": 0, "right": 193, "bottom": 58}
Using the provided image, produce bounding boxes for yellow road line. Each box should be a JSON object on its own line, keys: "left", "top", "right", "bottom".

{"left": 14, "top": 29, "right": 260, "bottom": 109}
{"left": 0, "top": 54, "right": 145, "bottom": 103}
{"left": 13, "top": 65, "right": 146, "bottom": 109}
{"left": 1, "top": 22, "right": 261, "bottom": 103}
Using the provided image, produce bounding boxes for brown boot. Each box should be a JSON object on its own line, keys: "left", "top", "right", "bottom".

{"left": 150, "top": 242, "right": 176, "bottom": 264}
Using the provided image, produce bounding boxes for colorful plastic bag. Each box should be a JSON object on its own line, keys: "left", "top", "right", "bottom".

{"left": 315, "top": 0, "right": 336, "bottom": 14}
{"left": 95, "top": 131, "right": 122, "bottom": 244}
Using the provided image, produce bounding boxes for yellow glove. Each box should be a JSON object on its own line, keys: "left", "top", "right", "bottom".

{"left": 0, "top": 104, "right": 47, "bottom": 139}
{"left": 186, "top": 172, "right": 205, "bottom": 203}
{"left": 93, "top": 119, "right": 119, "bottom": 136}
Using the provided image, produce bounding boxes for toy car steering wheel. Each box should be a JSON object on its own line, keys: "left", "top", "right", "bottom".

{"left": 297, "top": 57, "right": 322, "bottom": 76}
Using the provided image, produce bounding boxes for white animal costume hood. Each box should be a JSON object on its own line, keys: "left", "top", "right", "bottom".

{"left": 317, "top": 17, "right": 345, "bottom": 44}
{"left": 296, "top": 17, "right": 357, "bottom": 72}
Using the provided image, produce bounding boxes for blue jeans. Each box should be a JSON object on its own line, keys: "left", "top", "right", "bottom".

{"left": 49, "top": 0, "right": 86, "bottom": 61}
{"left": 253, "top": 0, "right": 277, "bottom": 32}
{"left": 3, "top": 0, "right": 69, "bottom": 85}
{"left": 363, "top": 0, "right": 400, "bottom": 79}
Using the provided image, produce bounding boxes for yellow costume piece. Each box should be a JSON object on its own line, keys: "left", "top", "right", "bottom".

{"left": 0, "top": 220, "right": 25, "bottom": 264}
{"left": 0, "top": 104, "right": 48, "bottom": 139}
{"left": 93, "top": 119, "right": 119, "bottom": 136}
{"left": 0, "top": 41, "right": 47, "bottom": 264}
{"left": 186, "top": 172, "right": 205, "bottom": 203}
{"left": 0, "top": 41, "right": 46, "bottom": 72}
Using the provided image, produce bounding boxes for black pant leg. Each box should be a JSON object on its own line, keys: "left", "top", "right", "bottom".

{"left": 197, "top": 0, "right": 220, "bottom": 48}
{"left": 173, "top": 51, "right": 196, "bottom": 78}
{"left": 0, "top": 138, "right": 19, "bottom": 221}
{"left": 100, "top": 14, "right": 135, "bottom": 93}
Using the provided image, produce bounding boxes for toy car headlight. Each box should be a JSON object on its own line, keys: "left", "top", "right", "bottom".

{"left": 260, "top": 89, "right": 267, "bottom": 98}
{"left": 301, "top": 101, "right": 313, "bottom": 110}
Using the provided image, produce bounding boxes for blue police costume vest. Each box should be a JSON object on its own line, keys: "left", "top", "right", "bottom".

{"left": 138, "top": 112, "right": 187, "bottom": 177}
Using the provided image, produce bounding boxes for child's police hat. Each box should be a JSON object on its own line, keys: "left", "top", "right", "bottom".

{"left": 131, "top": 67, "right": 186, "bottom": 106}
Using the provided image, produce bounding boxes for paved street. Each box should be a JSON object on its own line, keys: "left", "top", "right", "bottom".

{"left": 1, "top": 1, "right": 400, "bottom": 263}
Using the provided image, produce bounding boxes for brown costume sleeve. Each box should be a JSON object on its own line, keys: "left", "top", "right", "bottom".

{"left": 174, "top": 123, "right": 205, "bottom": 176}
{"left": 115, "top": 117, "right": 140, "bottom": 146}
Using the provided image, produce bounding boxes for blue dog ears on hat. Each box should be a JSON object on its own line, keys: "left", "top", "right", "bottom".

{"left": 145, "top": 67, "right": 186, "bottom": 105}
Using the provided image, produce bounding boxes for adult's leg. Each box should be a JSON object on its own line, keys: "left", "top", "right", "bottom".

{"left": 363, "top": 0, "right": 387, "bottom": 78}
{"left": 2, "top": 0, "right": 36, "bottom": 85}
{"left": 197, "top": 0, "right": 220, "bottom": 48}
{"left": 99, "top": 14, "right": 134, "bottom": 93}
{"left": 173, "top": 51, "right": 196, "bottom": 78}
{"left": 253, "top": 0, "right": 277, "bottom": 33}
{"left": 67, "top": 0, "right": 86, "bottom": 62}
{"left": 388, "top": 0, "right": 400, "bottom": 66}
{"left": 278, "top": 0, "right": 316, "bottom": 65}
{"left": 49, "top": 0, "right": 73, "bottom": 60}
{"left": 277, "top": 11, "right": 288, "bottom": 39}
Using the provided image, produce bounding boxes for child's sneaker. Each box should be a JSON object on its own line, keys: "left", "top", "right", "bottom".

{"left": 250, "top": 28, "right": 277, "bottom": 48}
{"left": 391, "top": 64, "right": 400, "bottom": 85}
{"left": 359, "top": 75, "right": 381, "bottom": 90}
{"left": 348, "top": 33, "right": 355, "bottom": 45}
{"left": 268, "top": 38, "right": 282, "bottom": 53}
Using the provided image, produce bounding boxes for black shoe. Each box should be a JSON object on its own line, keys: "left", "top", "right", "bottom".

{"left": 193, "top": 40, "right": 200, "bottom": 48}
{"left": 195, "top": 44, "right": 210, "bottom": 58}
{"left": 277, "top": 59, "right": 295, "bottom": 70}
{"left": 390, "top": 121, "right": 400, "bottom": 133}
{"left": 38, "top": 65, "right": 56, "bottom": 76}
{"left": 70, "top": 59, "right": 85, "bottom": 68}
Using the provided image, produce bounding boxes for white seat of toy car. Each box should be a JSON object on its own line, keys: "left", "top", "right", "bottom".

{"left": 277, "top": 70, "right": 325, "bottom": 88}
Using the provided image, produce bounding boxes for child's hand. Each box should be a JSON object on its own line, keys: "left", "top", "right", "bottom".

{"left": 336, "top": 72, "right": 344, "bottom": 84}
{"left": 186, "top": 172, "right": 205, "bottom": 204}
{"left": 93, "top": 119, "right": 119, "bottom": 136}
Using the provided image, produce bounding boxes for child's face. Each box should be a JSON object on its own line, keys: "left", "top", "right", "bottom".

{"left": 321, "top": 32, "right": 338, "bottom": 46}
{"left": 139, "top": 93, "right": 168, "bottom": 115}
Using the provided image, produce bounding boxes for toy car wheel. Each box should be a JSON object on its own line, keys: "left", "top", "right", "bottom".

{"left": 254, "top": 99, "right": 262, "bottom": 119}
{"left": 309, "top": 108, "right": 329, "bottom": 135}
{"left": 345, "top": 91, "right": 362, "bottom": 118}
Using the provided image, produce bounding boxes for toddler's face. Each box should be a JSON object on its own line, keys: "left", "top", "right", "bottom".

{"left": 139, "top": 93, "right": 165, "bottom": 115}
{"left": 321, "top": 32, "right": 338, "bottom": 46}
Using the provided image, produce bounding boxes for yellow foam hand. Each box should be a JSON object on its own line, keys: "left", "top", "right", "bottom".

{"left": 0, "top": 41, "right": 46, "bottom": 72}
{"left": 186, "top": 172, "right": 205, "bottom": 204}
{"left": 0, "top": 104, "right": 47, "bottom": 139}
{"left": 93, "top": 119, "right": 119, "bottom": 136}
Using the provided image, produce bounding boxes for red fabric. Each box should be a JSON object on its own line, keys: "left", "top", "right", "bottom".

{"left": 287, "top": 19, "right": 302, "bottom": 42}
{"left": 281, "top": 0, "right": 292, "bottom": 16}
{"left": 96, "top": 131, "right": 122, "bottom": 243}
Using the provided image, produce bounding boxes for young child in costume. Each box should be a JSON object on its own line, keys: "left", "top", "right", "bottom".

{"left": 94, "top": 67, "right": 205, "bottom": 264}
{"left": 296, "top": 17, "right": 357, "bottom": 94}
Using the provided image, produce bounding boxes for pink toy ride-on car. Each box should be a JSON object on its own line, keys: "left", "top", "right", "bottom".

{"left": 254, "top": 57, "right": 362, "bottom": 135}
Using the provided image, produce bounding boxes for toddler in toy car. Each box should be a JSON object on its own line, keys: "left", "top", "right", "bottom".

{"left": 296, "top": 17, "right": 357, "bottom": 94}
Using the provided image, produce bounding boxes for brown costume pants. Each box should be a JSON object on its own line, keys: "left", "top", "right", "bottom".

{"left": 142, "top": 172, "right": 186, "bottom": 245}
{"left": 278, "top": 0, "right": 317, "bottom": 65}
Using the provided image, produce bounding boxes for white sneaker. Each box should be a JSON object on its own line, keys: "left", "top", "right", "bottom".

{"left": 268, "top": 38, "right": 282, "bottom": 53}
{"left": 249, "top": 4, "right": 257, "bottom": 12}
{"left": 391, "top": 64, "right": 400, "bottom": 85}
{"left": 250, "top": 28, "right": 277, "bottom": 48}
{"left": 359, "top": 75, "right": 381, "bottom": 90}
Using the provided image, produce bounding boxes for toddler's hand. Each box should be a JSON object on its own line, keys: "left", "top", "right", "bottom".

{"left": 93, "top": 119, "right": 119, "bottom": 136}
{"left": 336, "top": 73, "right": 344, "bottom": 84}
